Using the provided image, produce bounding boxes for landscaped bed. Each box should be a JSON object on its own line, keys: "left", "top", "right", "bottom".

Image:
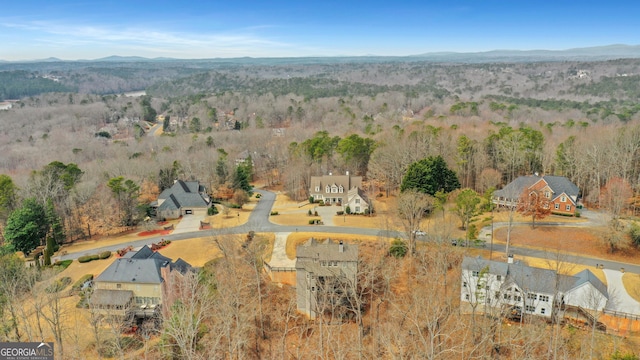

{"left": 137, "top": 229, "right": 172, "bottom": 237}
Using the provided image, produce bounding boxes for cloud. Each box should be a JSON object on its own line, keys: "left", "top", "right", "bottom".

{"left": 0, "top": 19, "right": 296, "bottom": 58}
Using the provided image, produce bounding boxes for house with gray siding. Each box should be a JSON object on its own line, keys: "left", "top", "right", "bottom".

{"left": 296, "top": 238, "right": 358, "bottom": 319}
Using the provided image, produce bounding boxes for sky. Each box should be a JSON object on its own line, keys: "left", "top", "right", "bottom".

{"left": 0, "top": 0, "right": 639, "bottom": 61}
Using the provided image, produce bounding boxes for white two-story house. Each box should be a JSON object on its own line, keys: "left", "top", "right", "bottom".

{"left": 461, "top": 256, "right": 608, "bottom": 320}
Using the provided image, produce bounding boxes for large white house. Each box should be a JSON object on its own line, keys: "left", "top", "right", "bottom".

{"left": 461, "top": 256, "right": 608, "bottom": 320}
{"left": 309, "top": 172, "right": 370, "bottom": 214}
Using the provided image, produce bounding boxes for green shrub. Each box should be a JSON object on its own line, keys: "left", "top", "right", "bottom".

{"left": 270, "top": 211, "right": 279, "bottom": 216}
{"left": 89, "top": 254, "right": 100, "bottom": 261}
{"left": 53, "top": 259, "right": 73, "bottom": 269}
{"left": 99, "top": 251, "right": 112, "bottom": 259}
{"left": 78, "top": 255, "right": 92, "bottom": 263}
{"left": 208, "top": 205, "right": 219, "bottom": 215}
{"left": 309, "top": 196, "right": 315, "bottom": 204}
{"left": 345, "top": 206, "right": 352, "bottom": 215}
{"left": 630, "top": 222, "right": 640, "bottom": 247}
{"left": 336, "top": 211, "right": 344, "bottom": 215}
{"left": 309, "top": 219, "right": 320, "bottom": 225}
{"left": 308, "top": 209, "right": 312, "bottom": 216}
{"left": 389, "top": 239, "right": 408, "bottom": 258}
{"left": 95, "top": 131, "right": 112, "bottom": 139}
{"left": 72, "top": 274, "right": 94, "bottom": 290}
{"left": 255, "top": 193, "right": 261, "bottom": 198}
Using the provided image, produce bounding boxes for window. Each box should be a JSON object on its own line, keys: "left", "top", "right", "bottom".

{"left": 325, "top": 185, "right": 330, "bottom": 193}
{"left": 561, "top": 195, "right": 566, "bottom": 202}
{"left": 540, "top": 295, "right": 549, "bottom": 302}
{"left": 116, "top": 283, "right": 122, "bottom": 289}
{"left": 540, "top": 307, "right": 546, "bottom": 314}
{"left": 355, "top": 206, "right": 360, "bottom": 213}
{"left": 355, "top": 198, "right": 360, "bottom": 204}
{"left": 503, "top": 293, "right": 510, "bottom": 300}
{"left": 566, "top": 205, "right": 571, "bottom": 211}
{"left": 525, "top": 305, "right": 535, "bottom": 312}
{"left": 545, "top": 191, "right": 551, "bottom": 198}
{"left": 463, "top": 282, "right": 467, "bottom": 288}
{"left": 554, "top": 203, "right": 559, "bottom": 210}
{"left": 331, "top": 185, "right": 338, "bottom": 193}
{"left": 315, "top": 186, "right": 320, "bottom": 192}
{"left": 477, "top": 283, "right": 482, "bottom": 289}
{"left": 495, "top": 292, "right": 500, "bottom": 300}
{"left": 514, "top": 296, "right": 522, "bottom": 302}
{"left": 465, "top": 294, "right": 470, "bottom": 300}
{"left": 339, "top": 186, "right": 344, "bottom": 193}
{"left": 527, "top": 293, "right": 538, "bottom": 300}
{"left": 472, "top": 271, "right": 479, "bottom": 277}
{"left": 496, "top": 275, "right": 502, "bottom": 281}
{"left": 311, "top": 287, "right": 315, "bottom": 292}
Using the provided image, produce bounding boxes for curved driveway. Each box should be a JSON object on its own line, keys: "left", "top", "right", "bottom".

{"left": 60, "top": 190, "right": 640, "bottom": 276}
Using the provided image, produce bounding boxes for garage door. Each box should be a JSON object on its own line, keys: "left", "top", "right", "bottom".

{"left": 185, "top": 209, "right": 193, "bottom": 215}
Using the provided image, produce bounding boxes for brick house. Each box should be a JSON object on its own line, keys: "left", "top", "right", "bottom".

{"left": 493, "top": 175, "right": 580, "bottom": 216}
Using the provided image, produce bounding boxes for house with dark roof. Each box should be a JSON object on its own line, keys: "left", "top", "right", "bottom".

{"left": 493, "top": 175, "right": 580, "bottom": 216}
{"left": 309, "top": 172, "right": 370, "bottom": 214}
{"left": 152, "top": 180, "right": 210, "bottom": 219}
{"left": 461, "top": 256, "right": 608, "bottom": 320}
{"left": 296, "top": 238, "right": 358, "bottom": 319}
{"left": 91, "top": 245, "right": 193, "bottom": 319}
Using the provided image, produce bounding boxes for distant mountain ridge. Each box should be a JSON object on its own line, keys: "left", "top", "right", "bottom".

{"left": 2, "top": 44, "right": 640, "bottom": 64}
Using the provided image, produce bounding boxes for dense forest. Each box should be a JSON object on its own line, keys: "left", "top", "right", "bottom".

{"left": 2, "top": 56, "right": 640, "bottom": 358}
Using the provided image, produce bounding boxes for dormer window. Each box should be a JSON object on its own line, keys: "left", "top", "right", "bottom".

{"left": 315, "top": 186, "right": 320, "bottom": 192}
{"left": 339, "top": 185, "right": 344, "bottom": 193}
{"left": 325, "top": 185, "right": 330, "bottom": 193}
{"left": 545, "top": 191, "right": 551, "bottom": 199}
{"left": 331, "top": 185, "right": 338, "bottom": 193}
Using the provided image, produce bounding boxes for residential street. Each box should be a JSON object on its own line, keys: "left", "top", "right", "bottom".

{"left": 58, "top": 189, "right": 640, "bottom": 313}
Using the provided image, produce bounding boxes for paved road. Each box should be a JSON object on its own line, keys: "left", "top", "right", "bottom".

{"left": 59, "top": 189, "right": 639, "bottom": 276}
{"left": 147, "top": 123, "right": 162, "bottom": 137}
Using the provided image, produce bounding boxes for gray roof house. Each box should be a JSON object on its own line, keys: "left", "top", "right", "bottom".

{"left": 493, "top": 175, "right": 580, "bottom": 215}
{"left": 310, "top": 172, "right": 370, "bottom": 213}
{"left": 461, "top": 256, "right": 608, "bottom": 320}
{"left": 296, "top": 238, "right": 358, "bottom": 319}
{"left": 152, "top": 180, "right": 210, "bottom": 219}
{"left": 91, "top": 245, "right": 193, "bottom": 318}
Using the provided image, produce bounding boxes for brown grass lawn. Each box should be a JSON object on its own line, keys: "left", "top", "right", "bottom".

{"left": 623, "top": 273, "right": 640, "bottom": 303}
{"left": 269, "top": 213, "right": 319, "bottom": 226}
{"left": 493, "top": 226, "right": 640, "bottom": 265}
{"left": 285, "top": 232, "right": 388, "bottom": 260}
{"left": 157, "top": 237, "right": 221, "bottom": 267}
{"left": 206, "top": 204, "right": 254, "bottom": 229}
{"left": 57, "top": 256, "right": 117, "bottom": 283}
